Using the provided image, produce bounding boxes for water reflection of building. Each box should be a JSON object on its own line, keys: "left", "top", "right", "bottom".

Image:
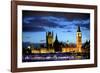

{"left": 28, "top": 26, "right": 83, "bottom": 54}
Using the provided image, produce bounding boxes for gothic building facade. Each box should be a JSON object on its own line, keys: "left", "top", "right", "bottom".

{"left": 62, "top": 26, "right": 82, "bottom": 53}
{"left": 46, "top": 26, "right": 82, "bottom": 53}
{"left": 46, "top": 32, "right": 53, "bottom": 49}
{"left": 30, "top": 26, "right": 82, "bottom": 54}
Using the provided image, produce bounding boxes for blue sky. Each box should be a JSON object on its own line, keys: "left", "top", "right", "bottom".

{"left": 22, "top": 10, "right": 90, "bottom": 44}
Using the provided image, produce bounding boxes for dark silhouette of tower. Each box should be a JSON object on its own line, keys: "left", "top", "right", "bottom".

{"left": 53, "top": 34, "right": 61, "bottom": 52}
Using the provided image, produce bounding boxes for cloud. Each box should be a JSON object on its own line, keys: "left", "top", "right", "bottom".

{"left": 62, "top": 30, "right": 72, "bottom": 32}
{"left": 23, "top": 26, "right": 46, "bottom": 32}
{"left": 23, "top": 14, "right": 90, "bottom": 32}
{"left": 41, "top": 16, "right": 67, "bottom": 22}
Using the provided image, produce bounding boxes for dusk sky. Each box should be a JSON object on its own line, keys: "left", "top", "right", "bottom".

{"left": 22, "top": 10, "right": 90, "bottom": 44}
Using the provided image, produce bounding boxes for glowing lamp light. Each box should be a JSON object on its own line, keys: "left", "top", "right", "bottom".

{"left": 28, "top": 46, "right": 31, "bottom": 49}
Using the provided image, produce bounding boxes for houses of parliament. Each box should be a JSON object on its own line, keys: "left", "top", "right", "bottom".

{"left": 30, "top": 26, "right": 82, "bottom": 54}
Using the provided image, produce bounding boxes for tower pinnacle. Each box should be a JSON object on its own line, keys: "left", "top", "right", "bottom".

{"left": 77, "top": 26, "right": 81, "bottom": 32}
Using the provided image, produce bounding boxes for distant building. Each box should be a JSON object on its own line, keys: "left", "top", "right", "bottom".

{"left": 28, "top": 26, "right": 83, "bottom": 54}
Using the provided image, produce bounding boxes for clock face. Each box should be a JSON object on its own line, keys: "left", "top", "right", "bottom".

{"left": 79, "top": 34, "right": 81, "bottom": 37}
{"left": 77, "top": 33, "right": 81, "bottom": 37}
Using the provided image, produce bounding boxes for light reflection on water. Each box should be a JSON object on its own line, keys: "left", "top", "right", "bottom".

{"left": 23, "top": 53, "right": 90, "bottom": 62}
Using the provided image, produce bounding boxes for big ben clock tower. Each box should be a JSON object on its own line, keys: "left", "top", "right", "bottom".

{"left": 76, "top": 26, "right": 82, "bottom": 52}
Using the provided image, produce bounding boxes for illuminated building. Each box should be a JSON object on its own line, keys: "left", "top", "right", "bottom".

{"left": 46, "top": 32, "right": 53, "bottom": 49}
{"left": 62, "top": 26, "right": 82, "bottom": 53}
{"left": 29, "top": 26, "right": 83, "bottom": 54}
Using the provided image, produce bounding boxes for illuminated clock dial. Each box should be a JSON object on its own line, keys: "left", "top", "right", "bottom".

{"left": 79, "top": 34, "right": 81, "bottom": 37}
